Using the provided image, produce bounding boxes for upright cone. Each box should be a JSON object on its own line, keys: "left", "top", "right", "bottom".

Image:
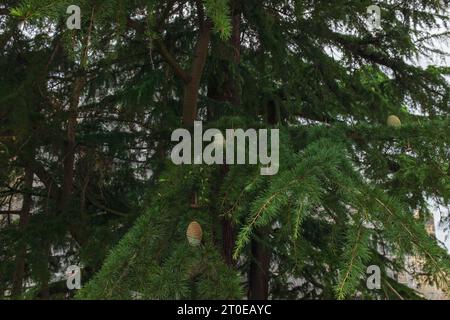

{"left": 186, "top": 221, "right": 203, "bottom": 246}
{"left": 387, "top": 115, "right": 401, "bottom": 128}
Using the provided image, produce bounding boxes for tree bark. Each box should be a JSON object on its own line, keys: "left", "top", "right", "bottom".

{"left": 221, "top": 7, "right": 241, "bottom": 266}
{"left": 221, "top": 218, "right": 235, "bottom": 266}
{"left": 248, "top": 228, "right": 271, "bottom": 300}
{"left": 247, "top": 97, "right": 279, "bottom": 300}
{"left": 182, "top": 24, "right": 211, "bottom": 126}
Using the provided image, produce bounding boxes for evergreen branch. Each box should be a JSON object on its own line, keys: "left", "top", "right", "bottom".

{"left": 383, "top": 279, "right": 405, "bottom": 300}
{"left": 204, "top": 0, "right": 232, "bottom": 39}
{"left": 219, "top": 169, "right": 261, "bottom": 215}
{"left": 374, "top": 197, "right": 450, "bottom": 287}
{"left": 292, "top": 197, "right": 306, "bottom": 240}
{"left": 335, "top": 223, "right": 367, "bottom": 300}
{"left": 249, "top": 179, "right": 300, "bottom": 228}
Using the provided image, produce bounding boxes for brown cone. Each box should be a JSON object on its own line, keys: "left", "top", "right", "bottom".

{"left": 186, "top": 221, "right": 202, "bottom": 246}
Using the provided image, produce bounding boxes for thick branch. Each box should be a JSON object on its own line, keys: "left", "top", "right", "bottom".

{"left": 127, "top": 18, "right": 191, "bottom": 84}
{"left": 154, "top": 38, "right": 192, "bottom": 84}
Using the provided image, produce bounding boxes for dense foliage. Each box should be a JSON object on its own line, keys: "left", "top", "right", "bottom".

{"left": 0, "top": 0, "right": 449, "bottom": 299}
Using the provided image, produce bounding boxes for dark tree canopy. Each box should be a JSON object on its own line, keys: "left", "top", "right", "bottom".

{"left": 0, "top": 0, "right": 449, "bottom": 300}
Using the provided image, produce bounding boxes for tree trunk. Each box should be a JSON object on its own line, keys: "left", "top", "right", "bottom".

{"left": 11, "top": 165, "right": 34, "bottom": 298}
{"left": 247, "top": 98, "right": 279, "bottom": 300}
{"left": 221, "top": 217, "right": 236, "bottom": 267}
{"left": 182, "top": 24, "right": 211, "bottom": 126}
{"left": 248, "top": 228, "right": 271, "bottom": 300}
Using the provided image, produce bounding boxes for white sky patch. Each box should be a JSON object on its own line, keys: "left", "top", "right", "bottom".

{"left": 431, "top": 203, "right": 450, "bottom": 252}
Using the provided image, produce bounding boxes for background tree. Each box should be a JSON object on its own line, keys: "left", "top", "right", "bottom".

{"left": 0, "top": 0, "right": 449, "bottom": 299}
